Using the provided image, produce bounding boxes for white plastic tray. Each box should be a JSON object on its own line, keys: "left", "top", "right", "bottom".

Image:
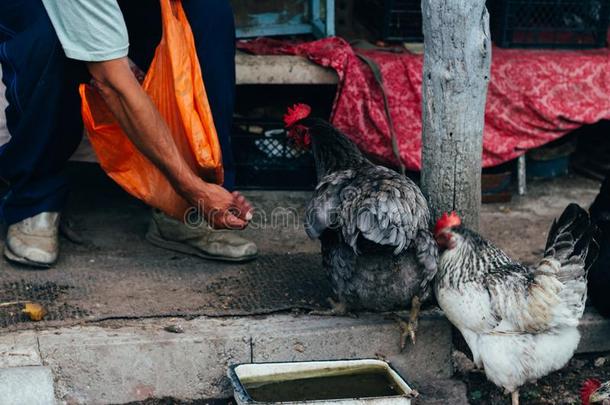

{"left": 228, "top": 359, "right": 414, "bottom": 405}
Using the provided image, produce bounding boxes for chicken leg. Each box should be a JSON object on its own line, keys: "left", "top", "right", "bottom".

{"left": 397, "top": 295, "right": 421, "bottom": 350}
{"left": 511, "top": 390, "right": 519, "bottom": 405}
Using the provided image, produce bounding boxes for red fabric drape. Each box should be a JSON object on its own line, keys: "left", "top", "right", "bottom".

{"left": 239, "top": 37, "right": 610, "bottom": 170}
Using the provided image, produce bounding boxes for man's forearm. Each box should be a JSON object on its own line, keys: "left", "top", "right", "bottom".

{"left": 87, "top": 58, "right": 202, "bottom": 200}
{"left": 85, "top": 58, "right": 252, "bottom": 229}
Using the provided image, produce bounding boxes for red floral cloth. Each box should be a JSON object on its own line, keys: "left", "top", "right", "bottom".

{"left": 238, "top": 37, "right": 610, "bottom": 170}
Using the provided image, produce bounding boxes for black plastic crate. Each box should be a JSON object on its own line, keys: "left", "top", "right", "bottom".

{"left": 355, "top": 0, "right": 423, "bottom": 42}
{"left": 490, "top": 0, "right": 610, "bottom": 49}
{"left": 232, "top": 119, "right": 317, "bottom": 190}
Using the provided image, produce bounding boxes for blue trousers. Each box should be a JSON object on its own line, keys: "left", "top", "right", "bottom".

{"left": 0, "top": 0, "right": 236, "bottom": 225}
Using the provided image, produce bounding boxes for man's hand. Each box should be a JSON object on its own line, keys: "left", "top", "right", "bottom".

{"left": 187, "top": 182, "right": 253, "bottom": 230}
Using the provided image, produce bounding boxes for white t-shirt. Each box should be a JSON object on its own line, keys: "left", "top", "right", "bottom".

{"left": 41, "top": 0, "right": 129, "bottom": 62}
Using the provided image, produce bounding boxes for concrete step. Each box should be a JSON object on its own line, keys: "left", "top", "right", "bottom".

{"left": 0, "top": 311, "right": 453, "bottom": 404}
{"left": 0, "top": 308, "right": 606, "bottom": 404}
{"left": 0, "top": 366, "right": 55, "bottom": 405}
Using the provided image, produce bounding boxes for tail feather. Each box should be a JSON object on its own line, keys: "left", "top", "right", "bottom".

{"left": 543, "top": 203, "right": 598, "bottom": 277}
{"left": 540, "top": 203, "right": 598, "bottom": 320}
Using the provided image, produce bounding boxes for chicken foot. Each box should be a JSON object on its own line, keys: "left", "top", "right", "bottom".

{"left": 395, "top": 295, "right": 422, "bottom": 350}
{"left": 309, "top": 298, "right": 351, "bottom": 317}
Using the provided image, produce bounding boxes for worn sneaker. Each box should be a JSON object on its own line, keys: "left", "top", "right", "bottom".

{"left": 4, "top": 212, "right": 60, "bottom": 268}
{"left": 146, "top": 209, "right": 258, "bottom": 263}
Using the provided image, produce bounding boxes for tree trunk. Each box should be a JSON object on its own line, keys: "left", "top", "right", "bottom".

{"left": 420, "top": 0, "right": 491, "bottom": 230}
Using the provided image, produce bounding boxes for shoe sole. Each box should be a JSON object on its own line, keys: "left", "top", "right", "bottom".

{"left": 3, "top": 246, "right": 54, "bottom": 269}
{"left": 145, "top": 230, "right": 258, "bottom": 263}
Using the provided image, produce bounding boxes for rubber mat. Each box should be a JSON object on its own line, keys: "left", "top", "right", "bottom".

{"left": 0, "top": 252, "right": 331, "bottom": 331}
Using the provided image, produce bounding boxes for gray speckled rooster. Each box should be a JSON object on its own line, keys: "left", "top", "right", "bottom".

{"left": 284, "top": 104, "right": 438, "bottom": 347}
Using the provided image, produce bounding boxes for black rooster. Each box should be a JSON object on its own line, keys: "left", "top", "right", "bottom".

{"left": 284, "top": 104, "right": 438, "bottom": 347}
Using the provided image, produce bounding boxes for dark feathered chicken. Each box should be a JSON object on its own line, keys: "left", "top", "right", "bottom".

{"left": 284, "top": 104, "right": 438, "bottom": 346}
{"left": 589, "top": 175, "right": 610, "bottom": 317}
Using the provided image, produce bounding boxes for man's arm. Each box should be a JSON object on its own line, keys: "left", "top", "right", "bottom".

{"left": 87, "top": 58, "right": 251, "bottom": 229}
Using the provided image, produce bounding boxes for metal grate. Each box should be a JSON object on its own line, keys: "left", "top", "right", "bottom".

{"left": 355, "top": 0, "right": 423, "bottom": 42}
{"left": 490, "top": 0, "right": 610, "bottom": 48}
{"left": 232, "top": 119, "right": 317, "bottom": 190}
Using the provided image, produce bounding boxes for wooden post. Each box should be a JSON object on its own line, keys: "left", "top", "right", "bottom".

{"left": 420, "top": 0, "right": 491, "bottom": 230}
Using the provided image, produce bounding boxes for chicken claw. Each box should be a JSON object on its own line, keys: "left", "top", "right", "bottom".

{"left": 395, "top": 296, "right": 422, "bottom": 350}
{"left": 309, "top": 298, "right": 351, "bottom": 317}
{"left": 407, "top": 296, "right": 422, "bottom": 345}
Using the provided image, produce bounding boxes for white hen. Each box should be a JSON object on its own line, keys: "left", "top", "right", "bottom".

{"left": 433, "top": 204, "right": 598, "bottom": 405}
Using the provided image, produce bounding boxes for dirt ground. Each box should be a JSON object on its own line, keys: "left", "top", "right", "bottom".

{"left": 464, "top": 353, "right": 610, "bottom": 405}
{"left": 479, "top": 174, "right": 600, "bottom": 265}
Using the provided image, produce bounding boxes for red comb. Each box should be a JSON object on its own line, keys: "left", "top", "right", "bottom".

{"left": 581, "top": 379, "right": 602, "bottom": 405}
{"left": 434, "top": 212, "right": 462, "bottom": 236}
{"left": 284, "top": 103, "right": 311, "bottom": 127}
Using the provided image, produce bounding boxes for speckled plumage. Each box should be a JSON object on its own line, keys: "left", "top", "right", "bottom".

{"left": 435, "top": 204, "right": 598, "bottom": 394}
{"left": 298, "top": 117, "right": 438, "bottom": 312}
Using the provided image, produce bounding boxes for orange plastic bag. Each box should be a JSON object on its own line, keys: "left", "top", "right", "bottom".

{"left": 79, "top": 0, "right": 223, "bottom": 219}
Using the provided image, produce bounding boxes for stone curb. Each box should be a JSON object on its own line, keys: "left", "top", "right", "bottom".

{"left": 0, "top": 308, "right": 606, "bottom": 404}
{"left": 0, "top": 312, "right": 452, "bottom": 404}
